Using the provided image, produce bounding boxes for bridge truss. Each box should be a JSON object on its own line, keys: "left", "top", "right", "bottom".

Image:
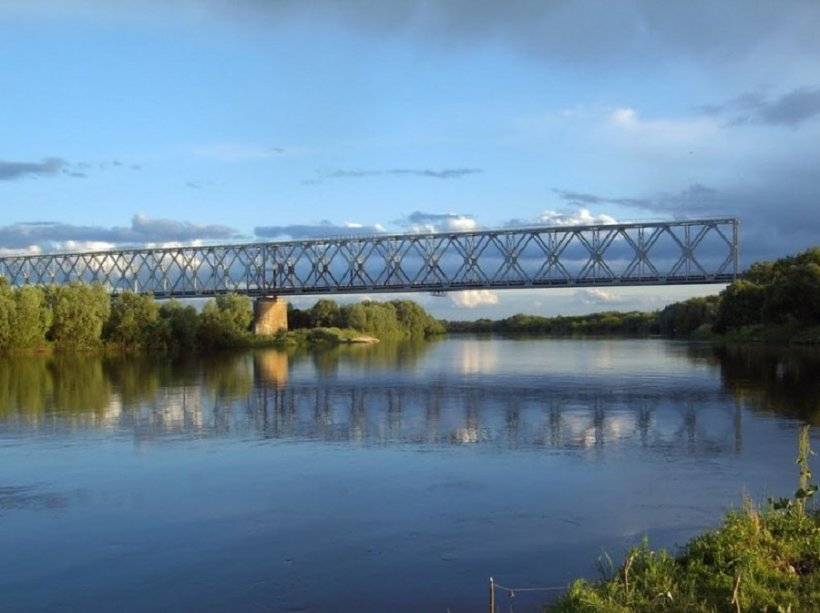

{"left": 0, "top": 218, "right": 738, "bottom": 297}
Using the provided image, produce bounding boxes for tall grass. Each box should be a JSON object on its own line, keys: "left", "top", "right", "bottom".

{"left": 551, "top": 425, "right": 820, "bottom": 612}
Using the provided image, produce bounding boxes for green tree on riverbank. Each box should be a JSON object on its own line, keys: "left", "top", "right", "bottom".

{"left": 291, "top": 298, "right": 445, "bottom": 340}
{"left": 105, "top": 292, "right": 160, "bottom": 350}
{"left": 0, "top": 281, "right": 443, "bottom": 353}
{"left": 716, "top": 247, "right": 820, "bottom": 333}
{"left": 46, "top": 283, "right": 111, "bottom": 350}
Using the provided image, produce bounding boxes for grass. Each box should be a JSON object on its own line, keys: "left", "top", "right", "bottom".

{"left": 550, "top": 425, "right": 820, "bottom": 612}
{"left": 250, "top": 327, "right": 378, "bottom": 348}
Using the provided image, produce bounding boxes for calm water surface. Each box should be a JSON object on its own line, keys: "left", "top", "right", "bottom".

{"left": 1, "top": 337, "right": 819, "bottom": 612}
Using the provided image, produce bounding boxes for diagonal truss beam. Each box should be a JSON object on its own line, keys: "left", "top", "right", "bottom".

{"left": 0, "top": 218, "right": 739, "bottom": 297}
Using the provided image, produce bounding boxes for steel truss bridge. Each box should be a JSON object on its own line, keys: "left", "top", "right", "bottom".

{"left": 0, "top": 218, "right": 738, "bottom": 297}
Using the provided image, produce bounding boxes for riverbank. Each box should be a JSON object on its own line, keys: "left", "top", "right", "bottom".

{"left": 550, "top": 426, "right": 820, "bottom": 612}
{"left": 551, "top": 503, "right": 820, "bottom": 612}
{"left": 252, "top": 327, "right": 380, "bottom": 348}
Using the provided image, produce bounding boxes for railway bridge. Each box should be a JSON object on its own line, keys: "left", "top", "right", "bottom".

{"left": 0, "top": 217, "right": 739, "bottom": 333}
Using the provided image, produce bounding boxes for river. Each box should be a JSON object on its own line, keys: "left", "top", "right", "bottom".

{"left": 1, "top": 337, "right": 819, "bottom": 611}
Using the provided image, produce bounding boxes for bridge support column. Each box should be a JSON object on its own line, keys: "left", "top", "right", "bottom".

{"left": 253, "top": 296, "right": 288, "bottom": 336}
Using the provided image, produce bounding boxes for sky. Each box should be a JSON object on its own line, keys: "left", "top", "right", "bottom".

{"left": 1, "top": 0, "right": 819, "bottom": 319}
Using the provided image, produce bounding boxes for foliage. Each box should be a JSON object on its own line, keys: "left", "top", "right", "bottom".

{"left": 335, "top": 299, "right": 444, "bottom": 339}
{"left": 104, "top": 292, "right": 160, "bottom": 350}
{"left": 714, "top": 280, "right": 766, "bottom": 333}
{"left": 157, "top": 300, "right": 200, "bottom": 352}
{"left": 446, "top": 310, "right": 657, "bottom": 336}
{"left": 197, "top": 293, "right": 254, "bottom": 349}
{"left": 45, "top": 283, "right": 111, "bottom": 350}
{"left": 10, "top": 286, "right": 52, "bottom": 350}
{"left": 287, "top": 303, "right": 312, "bottom": 329}
{"left": 552, "top": 426, "right": 820, "bottom": 613}
{"left": 309, "top": 298, "right": 341, "bottom": 328}
{"left": 1, "top": 279, "right": 444, "bottom": 354}
{"left": 656, "top": 295, "right": 720, "bottom": 338}
{"left": 0, "top": 278, "right": 15, "bottom": 350}
{"left": 716, "top": 247, "right": 820, "bottom": 333}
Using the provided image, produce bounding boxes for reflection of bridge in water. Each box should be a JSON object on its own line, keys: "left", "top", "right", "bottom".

{"left": 250, "top": 385, "right": 741, "bottom": 452}
{"left": 114, "top": 381, "right": 742, "bottom": 454}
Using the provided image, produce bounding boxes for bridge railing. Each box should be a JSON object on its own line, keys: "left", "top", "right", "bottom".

{"left": 0, "top": 218, "right": 738, "bottom": 297}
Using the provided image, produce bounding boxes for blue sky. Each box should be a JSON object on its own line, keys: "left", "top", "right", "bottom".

{"left": 1, "top": 1, "right": 819, "bottom": 318}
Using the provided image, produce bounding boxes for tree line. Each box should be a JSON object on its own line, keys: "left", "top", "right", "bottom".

{"left": 0, "top": 279, "right": 445, "bottom": 353}
{"left": 0, "top": 280, "right": 255, "bottom": 353}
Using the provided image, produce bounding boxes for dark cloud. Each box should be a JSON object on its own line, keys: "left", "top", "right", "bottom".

{"left": 9, "top": 2, "right": 820, "bottom": 77}
{"left": 699, "top": 86, "right": 820, "bottom": 126}
{"left": 0, "top": 157, "right": 70, "bottom": 180}
{"left": 553, "top": 189, "right": 651, "bottom": 210}
{"left": 130, "top": 214, "right": 239, "bottom": 242}
{"left": 553, "top": 185, "right": 725, "bottom": 217}
{"left": 210, "top": 0, "right": 820, "bottom": 74}
{"left": 254, "top": 222, "right": 385, "bottom": 240}
{"left": 0, "top": 214, "right": 241, "bottom": 251}
{"left": 305, "top": 167, "right": 482, "bottom": 185}
{"left": 1, "top": 156, "right": 143, "bottom": 181}
{"left": 553, "top": 177, "right": 820, "bottom": 266}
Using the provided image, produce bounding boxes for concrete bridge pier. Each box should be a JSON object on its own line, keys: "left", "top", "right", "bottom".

{"left": 253, "top": 296, "right": 288, "bottom": 336}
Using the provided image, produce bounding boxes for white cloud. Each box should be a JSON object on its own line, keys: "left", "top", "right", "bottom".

{"left": 611, "top": 107, "right": 638, "bottom": 126}
{"left": 0, "top": 245, "right": 42, "bottom": 257}
{"left": 57, "top": 240, "right": 117, "bottom": 253}
{"left": 574, "top": 288, "right": 622, "bottom": 305}
{"left": 402, "top": 211, "right": 478, "bottom": 234}
{"left": 445, "top": 216, "right": 478, "bottom": 232}
{"left": 450, "top": 289, "right": 499, "bottom": 308}
{"left": 533, "top": 208, "right": 617, "bottom": 227}
{"left": 606, "top": 107, "right": 719, "bottom": 149}
{"left": 344, "top": 221, "right": 387, "bottom": 232}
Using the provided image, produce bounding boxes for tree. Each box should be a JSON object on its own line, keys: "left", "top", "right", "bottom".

{"left": 197, "top": 293, "right": 253, "bottom": 348}
{"left": 158, "top": 300, "right": 199, "bottom": 351}
{"left": 9, "top": 285, "right": 51, "bottom": 350}
{"left": 215, "top": 293, "right": 253, "bottom": 333}
{"left": 713, "top": 247, "right": 820, "bottom": 333}
{"left": 713, "top": 280, "right": 766, "bottom": 333}
{"left": 310, "top": 299, "right": 340, "bottom": 328}
{"left": 46, "top": 283, "right": 111, "bottom": 350}
{"left": 761, "top": 248, "right": 820, "bottom": 326}
{"left": 104, "top": 292, "right": 160, "bottom": 350}
{"left": 390, "top": 299, "right": 445, "bottom": 337}
{"left": 0, "top": 278, "right": 14, "bottom": 351}
{"left": 287, "top": 303, "right": 312, "bottom": 329}
{"left": 658, "top": 295, "right": 720, "bottom": 337}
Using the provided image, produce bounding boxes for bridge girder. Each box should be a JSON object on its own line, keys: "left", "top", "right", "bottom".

{"left": 0, "top": 218, "right": 738, "bottom": 297}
